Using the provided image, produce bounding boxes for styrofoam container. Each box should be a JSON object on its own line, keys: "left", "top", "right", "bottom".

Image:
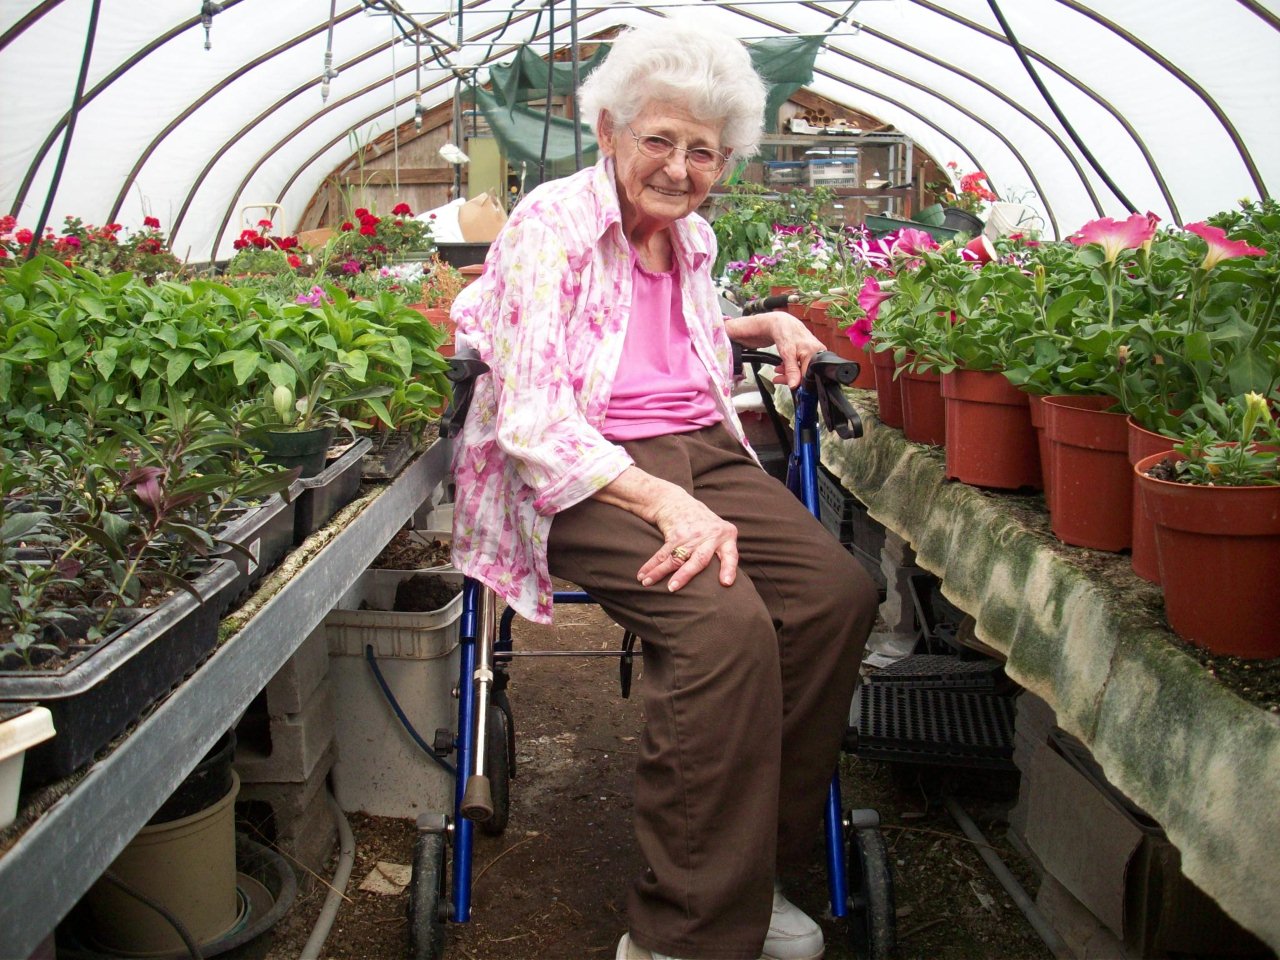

{"left": 1, "top": 706, "right": 55, "bottom": 829}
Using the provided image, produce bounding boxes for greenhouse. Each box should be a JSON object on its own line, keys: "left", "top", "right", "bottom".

{"left": 1, "top": 1, "right": 1278, "bottom": 959}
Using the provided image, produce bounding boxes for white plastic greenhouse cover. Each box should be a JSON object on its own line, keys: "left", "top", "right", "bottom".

{"left": 3, "top": 0, "right": 1279, "bottom": 263}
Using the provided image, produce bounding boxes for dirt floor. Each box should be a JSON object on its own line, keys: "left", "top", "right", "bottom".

{"left": 223, "top": 573, "right": 1054, "bottom": 960}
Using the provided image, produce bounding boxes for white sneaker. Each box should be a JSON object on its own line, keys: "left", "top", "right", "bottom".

{"left": 762, "top": 885, "right": 825, "bottom": 960}
{"left": 616, "top": 932, "right": 688, "bottom": 960}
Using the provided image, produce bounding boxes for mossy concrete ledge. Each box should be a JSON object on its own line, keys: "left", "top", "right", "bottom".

{"left": 816, "top": 394, "right": 1280, "bottom": 950}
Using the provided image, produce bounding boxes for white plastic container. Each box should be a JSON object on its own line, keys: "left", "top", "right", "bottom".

{"left": 0, "top": 706, "right": 55, "bottom": 830}
{"left": 326, "top": 570, "right": 463, "bottom": 818}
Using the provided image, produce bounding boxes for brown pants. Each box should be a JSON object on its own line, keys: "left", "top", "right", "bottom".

{"left": 547, "top": 423, "right": 877, "bottom": 959}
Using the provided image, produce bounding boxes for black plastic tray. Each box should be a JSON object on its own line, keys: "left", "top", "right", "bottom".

{"left": 853, "top": 683, "right": 1016, "bottom": 770}
{"left": 360, "top": 430, "right": 421, "bottom": 481}
{"left": 292, "top": 437, "right": 372, "bottom": 545}
{"left": 214, "top": 494, "right": 297, "bottom": 600}
{"left": 0, "top": 559, "right": 239, "bottom": 785}
{"left": 868, "top": 654, "right": 1002, "bottom": 690}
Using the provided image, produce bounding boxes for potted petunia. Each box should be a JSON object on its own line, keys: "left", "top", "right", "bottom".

{"left": 1134, "top": 392, "right": 1279, "bottom": 658}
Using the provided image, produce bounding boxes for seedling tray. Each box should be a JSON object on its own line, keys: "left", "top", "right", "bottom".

{"left": 0, "top": 559, "right": 239, "bottom": 785}
{"left": 293, "top": 437, "right": 372, "bottom": 545}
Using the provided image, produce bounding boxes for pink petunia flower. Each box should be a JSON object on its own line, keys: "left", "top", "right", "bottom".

{"left": 846, "top": 316, "right": 874, "bottom": 349}
{"left": 892, "top": 228, "right": 938, "bottom": 257}
{"left": 1184, "top": 222, "right": 1267, "bottom": 271}
{"left": 856, "top": 276, "right": 893, "bottom": 324}
{"left": 1068, "top": 214, "right": 1156, "bottom": 263}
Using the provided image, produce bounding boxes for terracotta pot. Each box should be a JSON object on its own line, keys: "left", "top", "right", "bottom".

{"left": 1026, "top": 392, "right": 1054, "bottom": 510}
{"left": 460, "top": 264, "right": 484, "bottom": 287}
{"left": 769, "top": 285, "right": 797, "bottom": 298}
{"left": 411, "top": 304, "right": 455, "bottom": 357}
{"left": 1135, "top": 449, "right": 1280, "bottom": 658}
{"left": 941, "top": 369, "right": 1040, "bottom": 490}
{"left": 871, "top": 349, "right": 904, "bottom": 429}
{"left": 900, "top": 362, "right": 946, "bottom": 447}
{"left": 1043, "top": 395, "right": 1130, "bottom": 551}
{"left": 1127, "top": 417, "right": 1180, "bottom": 583}
{"left": 804, "top": 301, "right": 836, "bottom": 350}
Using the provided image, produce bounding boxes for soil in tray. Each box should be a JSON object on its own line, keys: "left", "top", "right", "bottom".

{"left": 388, "top": 573, "right": 460, "bottom": 612}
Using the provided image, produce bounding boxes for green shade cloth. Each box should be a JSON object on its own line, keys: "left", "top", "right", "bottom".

{"left": 471, "top": 87, "right": 598, "bottom": 186}
{"left": 488, "top": 44, "right": 612, "bottom": 107}
{"left": 477, "top": 36, "right": 825, "bottom": 186}
{"left": 748, "top": 35, "right": 824, "bottom": 134}
{"left": 794, "top": 388, "right": 1280, "bottom": 951}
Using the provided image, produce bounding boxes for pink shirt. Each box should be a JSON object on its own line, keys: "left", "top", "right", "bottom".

{"left": 602, "top": 258, "right": 723, "bottom": 442}
{"left": 448, "top": 158, "right": 754, "bottom": 624}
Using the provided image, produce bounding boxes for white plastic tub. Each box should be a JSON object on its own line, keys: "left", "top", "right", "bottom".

{"left": 0, "top": 706, "right": 55, "bottom": 829}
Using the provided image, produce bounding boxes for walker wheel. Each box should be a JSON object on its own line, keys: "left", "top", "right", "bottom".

{"left": 409, "top": 830, "right": 449, "bottom": 959}
{"left": 846, "top": 818, "right": 896, "bottom": 960}
{"left": 480, "top": 696, "right": 512, "bottom": 836}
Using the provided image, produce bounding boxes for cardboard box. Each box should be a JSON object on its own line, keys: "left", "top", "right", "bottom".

{"left": 1025, "top": 733, "right": 1267, "bottom": 957}
{"left": 457, "top": 191, "right": 506, "bottom": 242}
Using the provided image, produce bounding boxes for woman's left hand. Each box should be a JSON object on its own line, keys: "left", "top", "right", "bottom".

{"left": 765, "top": 310, "right": 825, "bottom": 389}
{"left": 724, "top": 309, "right": 825, "bottom": 389}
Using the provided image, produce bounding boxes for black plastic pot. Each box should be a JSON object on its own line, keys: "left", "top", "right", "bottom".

{"left": 213, "top": 494, "right": 298, "bottom": 600}
{"left": 150, "top": 731, "right": 237, "bottom": 824}
{"left": 941, "top": 207, "right": 985, "bottom": 235}
{"left": 0, "top": 559, "right": 240, "bottom": 786}
{"left": 434, "top": 241, "right": 490, "bottom": 267}
{"left": 292, "top": 436, "right": 372, "bottom": 545}
{"left": 255, "top": 426, "right": 335, "bottom": 479}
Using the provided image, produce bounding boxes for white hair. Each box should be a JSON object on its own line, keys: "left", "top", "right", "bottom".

{"left": 578, "top": 20, "right": 767, "bottom": 158}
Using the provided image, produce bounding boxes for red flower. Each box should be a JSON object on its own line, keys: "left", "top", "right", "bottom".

{"left": 0, "top": 249, "right": 8, "bottom": 259}
{"left": 143, "top": 216, "right": 161, "bottom": 229}
{"left": 354, "top": 208, "right": 370, "bottom": 218}
{"left": 257, "top": 219, "right": 274, "bottom": 229}
{"left": 392, "top": 202, "right": 412, "bottom": 216}
{"left": 287, "top": 254, "right": 302, "bottom": 268}
{"left": 252, "top": 235, "right": 269, "bottom": 248}
{"left": 0, "top": 215, "right": 15, "bottom": 232}
{"left": 341, "top": 221, "right": 354, "bottom": 232}
{"left": 15, "top": 228, "right": 33, "bottom": 244}
{"left": 359, "top": 224, "right": 377, "bottom": 237}
{"left": 233, "top": 238, "right": 248, "bottom": 250}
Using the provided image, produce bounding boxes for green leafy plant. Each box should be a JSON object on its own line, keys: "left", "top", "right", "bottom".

{"left": 1171, "top": 392, "right": 1279, "bottom": 486}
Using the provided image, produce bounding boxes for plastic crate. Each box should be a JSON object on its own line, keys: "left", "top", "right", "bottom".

{"left": 817, "top": 466, "right": 854, "bottom": 541}
{"left": 808, "top": 158, "right": 857, "bottom": 187}
{"left": 765, "top": 160, "right": 807, "bottom": 186}
{"left": 864, "top": 214, "right": 959, "bottom": 242}
{"left": 867, "top": 654, "right": 1002, "bottom": 691}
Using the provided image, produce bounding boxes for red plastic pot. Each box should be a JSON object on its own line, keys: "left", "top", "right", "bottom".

{"left": 900, "top": 363, "right": 946, "bottom": 447}
{"left": 1026, "top": 392, "right": 1053, "bottom": 509}
{"left": 1134, "top": 449, "right": 1280, "bottom": 658}
{"left": 941, "top": 369, "right": 1040, "bottom": 490}
{"left": 1127, "top": 417, "right": 1179, "bottom": 583}
{"left": 871, "top": 349, "right": 904, "bottom": 429}
{"left": 1043, "top": 395, "right": 1131, "bottom": 551}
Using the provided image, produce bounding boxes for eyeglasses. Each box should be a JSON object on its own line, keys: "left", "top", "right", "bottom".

{"left": 626, "top": 126, "right": 729, "bottom": 173}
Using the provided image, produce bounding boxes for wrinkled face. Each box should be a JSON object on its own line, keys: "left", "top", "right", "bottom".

{"left": 599, "top": 100, "right": 728, "bottom": 234}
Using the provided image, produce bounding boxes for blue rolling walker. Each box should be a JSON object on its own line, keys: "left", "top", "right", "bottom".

{"left": 411, "top": 294, "right": 895, "bottom": 960}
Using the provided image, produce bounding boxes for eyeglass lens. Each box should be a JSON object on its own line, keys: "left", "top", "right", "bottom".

{"left": 629, "top": 128, "right": 726, "bottom": 171}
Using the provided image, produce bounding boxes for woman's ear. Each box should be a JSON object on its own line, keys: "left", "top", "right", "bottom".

{"left": 597, "top": 110, "right": 616, "bottom": 158}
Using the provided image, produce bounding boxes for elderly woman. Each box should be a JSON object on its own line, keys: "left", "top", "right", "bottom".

{"left": 449, "top": 20, "right": 877, "bottom": 960}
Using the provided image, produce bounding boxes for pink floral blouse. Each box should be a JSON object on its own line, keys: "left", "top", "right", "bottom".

{"left": 448, "top": 158, "right": 753, "bottom": 624}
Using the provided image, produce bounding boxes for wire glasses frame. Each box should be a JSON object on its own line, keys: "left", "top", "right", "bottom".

{"left": 625, "top": 125, "right": 730, "bottom": 173}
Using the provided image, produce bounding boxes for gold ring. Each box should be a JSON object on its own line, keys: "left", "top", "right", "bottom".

{"left": 672, "top": 546, "right": 691, "bottom": 562}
